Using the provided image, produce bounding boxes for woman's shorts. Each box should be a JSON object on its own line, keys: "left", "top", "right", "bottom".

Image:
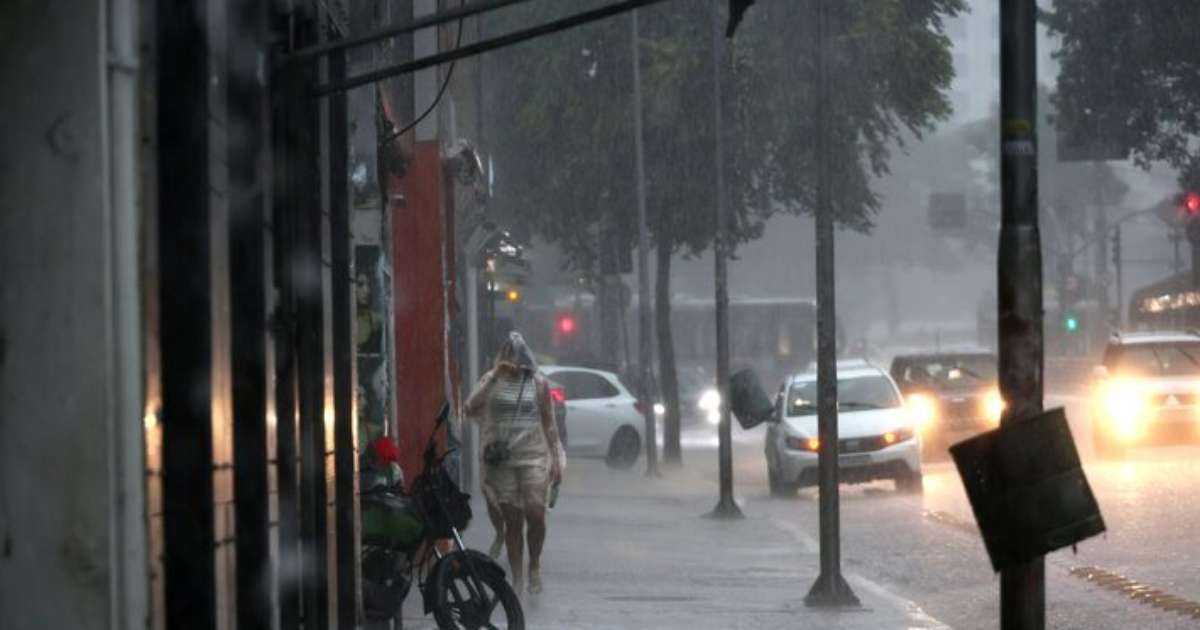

{"left": 482, "top": 462, "right": 548, "bottom": 509}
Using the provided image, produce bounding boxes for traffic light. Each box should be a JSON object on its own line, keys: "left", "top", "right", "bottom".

{"left": 505, "top": 289, "right": 521, "bottom": 303}
{"left": 1064, "top": 314, "right": 1080, "bottom": 333}
{"left": 1186, "top": 191, "right": 1200, "bottom": 216}
{"left": 557, "top": 315, "right": 577, "bottom": 335}
{"left": 1111, "top": 227, "right": 1121, "bottom": 269}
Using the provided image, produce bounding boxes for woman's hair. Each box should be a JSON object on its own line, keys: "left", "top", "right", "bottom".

{"left": 495, "top": 331, "right": 538, "bottom": 372}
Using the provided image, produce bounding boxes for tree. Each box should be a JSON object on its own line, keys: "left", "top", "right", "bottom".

{"left": 486, "top": 2, "right": 773, "bottom": 463}
{"left": 740, "top": 0, "right": 964, "bottom": 229}
{"left": 484, "top": 0, "right": 963, "bottom": 462}
{"left": 1045, "top": 1, "right": 1200, "bottom": 190}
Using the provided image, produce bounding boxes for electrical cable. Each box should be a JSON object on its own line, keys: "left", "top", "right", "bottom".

{"left": 382, "top": 17, "right": 465, "bottom": 146}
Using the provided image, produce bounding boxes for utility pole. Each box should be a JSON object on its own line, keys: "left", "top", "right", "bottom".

{"left": 998, "top": 1, "right": 1046, "bottom": 628}
{"left": 631, "top": 10, "right": 660, "bottom": 477}
{"left": 1093, "top": 165, "right": 1109, "bottom": 346}
{"left": 708, "top": 0, "right": 742, "bottom": 519}
{"left": 1112, "top": 225, "right": 1123, "bottom": 329}
{"left": 805, "top": 0, "right": 858, "bottom": 608}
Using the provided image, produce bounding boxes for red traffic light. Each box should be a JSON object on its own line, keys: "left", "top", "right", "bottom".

{"left": 1186, "top": 192, "right": 1200, "bottom": 215}
{"left": 557, "top": 316, "right": 577, "bottom": 335}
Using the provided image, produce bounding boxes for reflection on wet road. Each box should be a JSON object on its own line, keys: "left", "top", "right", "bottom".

{"left": 680, "top": 392, "right": 1200, "bottom": 629}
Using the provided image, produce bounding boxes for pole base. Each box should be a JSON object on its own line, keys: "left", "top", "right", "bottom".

{"left": 705, "top": 496, "right": 744, "bottom": 520}
{"left": 804, "top": 572, "right": 860, "bottom": 608}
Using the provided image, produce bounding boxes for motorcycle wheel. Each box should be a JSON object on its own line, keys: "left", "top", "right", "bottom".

{"left": 431, "top": 550, "right": 524, "bottom": 630}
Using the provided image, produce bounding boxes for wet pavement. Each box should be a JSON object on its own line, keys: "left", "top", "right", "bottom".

{"left": 403, "top": 448, "right": 951, "bottom": 629}
{"left": 400, "top": 391, "right": 1200, "bottom": 628}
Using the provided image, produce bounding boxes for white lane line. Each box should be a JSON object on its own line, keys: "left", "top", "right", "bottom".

{"left": 770, "top": 518, "right": 954, "bottom": 629}
{"left": 770, "top": 518, "right": 819, "bottom": 554}
{"left": 848, "top": 572, "right": 956, "bottom": 630}
{"left": 1047, "top": 393, "right": 1087, "bottom": 403}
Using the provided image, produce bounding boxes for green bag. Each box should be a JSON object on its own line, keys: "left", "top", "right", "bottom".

{"left": 361, "top": 492, "right": 424, "bottom": 550}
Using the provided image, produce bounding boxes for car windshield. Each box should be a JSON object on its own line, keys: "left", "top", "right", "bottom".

{"left": 1109, "top": 343, "right": 1200, "bottom": 377}
{"left": 787, "top": 375, "right": 900, "bottom": 416}
{"left": 676, "top": 367, "right": 710, "bottom": 393}
{"left": 907, "top": 355, "right": 996, "bottom": 385}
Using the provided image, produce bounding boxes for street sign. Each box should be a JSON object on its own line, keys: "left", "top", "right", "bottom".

{"left": 1056, "top": 123, "right": 1128, "bottom": 163}
{"left": 950, "top": 407, "right": 1105, "bottom": 572}
{"left": 929, "top": 192, "right": 967, "bottom": 231}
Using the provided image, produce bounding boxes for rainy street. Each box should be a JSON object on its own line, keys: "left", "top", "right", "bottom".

{"left": 649, "top": 390, "right": 1200, "bottom": 630}
{"left": 382, "top": 385, "right": 1200, "bottom": 629}
{"left": 10, "top": 1, "right": 1200, "bottom": 629}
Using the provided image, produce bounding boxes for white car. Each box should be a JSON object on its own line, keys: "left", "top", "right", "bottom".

{"left": 541, "top": 365, "right": 645, "bottom": 469}
{"left": 1091, "top": 331, "right": 1200, "bottom": 458}
{"left": 764, "top": 365, "right": 923, "bottom": 496}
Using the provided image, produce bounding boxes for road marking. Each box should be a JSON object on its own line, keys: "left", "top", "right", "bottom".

{"left": 1047, "top": 393, "right": 1088, "bottom": 403}
{"left": 924, "top": 513, "right": 1200, "bottom": 622}
{"left": 847, "top": 572, "right": 955, "bottom": 630}
{"left": 1069, "top": 566, "right": 1200, "bottom": 619}
{"left": 770, "top": 518, "right": 954, "bottom": 628}
{"left": 769, "top": 518, "right": 819, "bottom": 554}
{"left": 923, "top": 510, "right": 978, "bottom": 536}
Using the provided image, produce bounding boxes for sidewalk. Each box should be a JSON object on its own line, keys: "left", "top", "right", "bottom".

{"left": 401, "top": 454, "right": 951, "bottom": 629}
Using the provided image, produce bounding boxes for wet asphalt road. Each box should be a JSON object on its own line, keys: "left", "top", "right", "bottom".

{"left": 399, "top": 393, "right": 1200, "bottom": 628}
{"left": 687, "top": 392, "right": 1200, "bottom": 629}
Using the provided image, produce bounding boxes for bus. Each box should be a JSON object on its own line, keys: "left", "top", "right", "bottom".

{"left": 1128, "top": 271, "right": 1200, "bottom": 330}
{"left": 520, "top": 294, "right": 818, "bottom": 397}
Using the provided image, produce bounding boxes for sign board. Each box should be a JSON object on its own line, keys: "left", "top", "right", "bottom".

{"left": 929, "top": 192, "right": 967, "bottom": 231}
{"left": 1056, "top": 118, "right": 1128, "bottom": 163}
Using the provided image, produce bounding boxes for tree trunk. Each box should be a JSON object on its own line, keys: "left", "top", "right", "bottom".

{"left": 656, "top": 241, "right": 682, "bottom": 465}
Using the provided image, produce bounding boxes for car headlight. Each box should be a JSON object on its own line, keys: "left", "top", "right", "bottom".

{"left": 653, "top": 403, "right": 665, "bottom": 416}
{"left": 883, "top": 427, "right": 915, "bottom": 445}
{"left": 905, "top": 393, "right": 937, "bottom": 432}
{"left": 1104, "top": 382, "right": 1145, "bottom": 440}
{"left": 698, "top": 388, "right": 721, "bottom": 412}
{"left": 785, "top": 436, "right": 820, "bottom": 451}
{"left": 983, "top": 389, "right": 1006, "bottom": 426}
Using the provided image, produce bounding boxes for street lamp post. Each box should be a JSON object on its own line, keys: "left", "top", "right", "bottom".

{"left": 804, "top": 0, "right": 857, "bottom": 607}
{"left": 630, "top": 8, "right": 659, "bottom": 477}
{"left": 707, "top": 0, "right": 742, "bottom": 520}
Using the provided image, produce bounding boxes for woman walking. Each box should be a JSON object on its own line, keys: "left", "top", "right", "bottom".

{"left": 466, "top": 332, "right": 563, "bottom": 594}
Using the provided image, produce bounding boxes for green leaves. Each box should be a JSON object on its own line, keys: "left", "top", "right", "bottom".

{"left": 1045, "top": 0, "right": 1200, "bottom": 189}
{"left": 484, "top": 0, "right": 963, "bottom": 271}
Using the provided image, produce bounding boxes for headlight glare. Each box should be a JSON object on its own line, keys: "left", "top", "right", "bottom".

{"left": 905, "top": 394, "right": 937, "bottom": 432}
{"left": 698, "top": 389, "right": 721, "bottom": 412}
{"left": 983, "top": 389, "right": 1006, "bottom": 425}
{"left": 1104, "top": 382, "right": 1145, "bottom": 440}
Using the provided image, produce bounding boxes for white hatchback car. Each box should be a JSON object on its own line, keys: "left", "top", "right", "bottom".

{"left": 765, "top": 365, "right": 922, "bottom": 496}
{"left": 541, "top": 365, "right": 645, "bottom": 469}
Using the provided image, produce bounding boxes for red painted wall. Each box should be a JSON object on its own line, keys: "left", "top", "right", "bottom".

{"left": 391, "top": 141, "right": 446, "bottom": 484}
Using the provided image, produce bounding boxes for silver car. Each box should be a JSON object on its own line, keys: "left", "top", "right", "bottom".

{"left": 765, "top": 365, "right": 923, "bottom": 496}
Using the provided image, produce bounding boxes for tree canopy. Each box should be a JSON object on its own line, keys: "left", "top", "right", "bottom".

{"left": 1045, "top": 1, "right": 1200, "bottom": 189}
{"left": 485, "top": 0, "right": 964, "bottom": 268}
{"left": 741, "top": 0, "right": 964, "bottom": 231}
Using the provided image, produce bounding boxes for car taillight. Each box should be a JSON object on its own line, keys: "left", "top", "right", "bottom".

{"left": 550, "top": 388, "right": 565, "bottom": 404}
{"left": 634, "top": 400, "right": 648, "bottom": 415}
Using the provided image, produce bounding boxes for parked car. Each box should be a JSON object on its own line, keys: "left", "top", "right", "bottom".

{"left": 540, "top": 365, "right": 645, "bottom": 469}
{"left": 676, "top": 366, "right": 719, "bottom": 426}
{"left": 888, "top": 350, "right": 1004, "bottom": 458}
{"left": 1091, "top": 331, "right": 1200, "bottom": 458}
{"left": 765, "top": 365, "right": 922, "bottom": 496}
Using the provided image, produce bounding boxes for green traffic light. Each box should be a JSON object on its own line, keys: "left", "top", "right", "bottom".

{"left": 1065, "top": 316, "right": 1079, "bottom": 332}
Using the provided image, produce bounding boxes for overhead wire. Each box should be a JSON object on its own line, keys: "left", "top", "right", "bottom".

{"left": 382, "top": 17, "right": 466, "bottom": 146}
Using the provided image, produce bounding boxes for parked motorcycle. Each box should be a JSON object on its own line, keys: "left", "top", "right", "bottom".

{"left": 361, "top": 403, "right": 524, "bottom": 629}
